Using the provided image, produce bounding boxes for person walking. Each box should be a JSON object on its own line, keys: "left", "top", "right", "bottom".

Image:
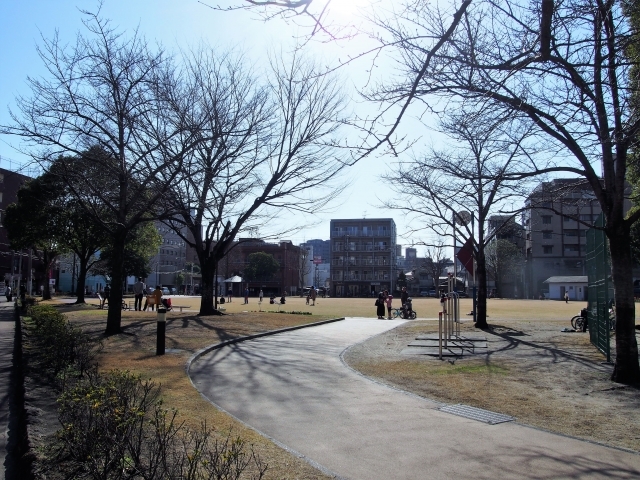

{"left": 376, "top": 292, "right": 386, "bottom": 319}
{"left": 132, "top": 278, "right": 146, "bottom": 311}
{"left": 564, "top": 292, "right": 569, "bottom": 303}
{"left": 227, "top": 287, "right": 233, "bottom": 303}
{"left": 259, "top": 289, "right": 264, "bottom": 303}
{"left": 5, "top": 285, "right": 11, "bottom": 302}
{"left": 244, "top": 287, "right": 249, "bottom": 304}
{"left": 310, "top": 286, "right": 317, "bottom": 306}
{"left": 440, "top": 292, "right": 447, "bottom": 313}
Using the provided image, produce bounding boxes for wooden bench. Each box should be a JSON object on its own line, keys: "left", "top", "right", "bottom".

{"left": 172, "top": 305, "right": 189, "bottom": 313}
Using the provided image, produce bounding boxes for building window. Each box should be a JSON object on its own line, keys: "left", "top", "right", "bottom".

{"left": 541, "top": 215, "right": 552, "bottom": 224}
{"left": 564, "top": 245, "right": 580, "bottom": 253}
{"left": 543, "top": 246, "right": 553, "bottom": 254}
{"left": 542, "top": 231, "right": 553, "bottom": 239}
{"left": 563, "top": 216, "right": 572, "bottom": 222}
{"left": 564, "top": 230, "right": 578, "bottom": 237}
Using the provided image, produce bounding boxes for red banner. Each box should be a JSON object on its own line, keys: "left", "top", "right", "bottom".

{"left": 456, "top": 237, "right": 475, "bottom": 275}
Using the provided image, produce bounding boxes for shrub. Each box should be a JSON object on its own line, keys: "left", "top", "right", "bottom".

{"left": 24, "top": 304, "right": 98, "bottom": 383}
{"left": 48, "top": 371, "right": 267, "bottom": 479}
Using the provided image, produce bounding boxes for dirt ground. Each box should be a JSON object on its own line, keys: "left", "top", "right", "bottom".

{"left": 343, "top": 316, "right": 640, "bottom": 453}
{"left": 42, "top": 297, "right": 640, "bottom": 475}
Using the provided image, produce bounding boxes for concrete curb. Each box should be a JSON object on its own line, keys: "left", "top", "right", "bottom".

{"left": 185, "top": 316, "right": 346, "bottom": 376}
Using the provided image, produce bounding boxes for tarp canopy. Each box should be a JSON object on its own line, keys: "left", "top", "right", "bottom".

{"left": 223, "top": 276, "right": 243, "bottom": 283}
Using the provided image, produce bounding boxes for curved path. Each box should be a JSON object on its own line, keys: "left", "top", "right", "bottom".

{"left": 189, "top": 318, "right": 640, "bottom": 479}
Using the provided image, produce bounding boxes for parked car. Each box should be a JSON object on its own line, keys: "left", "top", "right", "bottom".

{"left": 161, "top": 287, "right": 170, "bottom": 296}
{"left": 419, "top": 291, "right": 429, "bottom": 297}
{"left": 428, "top": 289, "right": 438, "bottom": 297}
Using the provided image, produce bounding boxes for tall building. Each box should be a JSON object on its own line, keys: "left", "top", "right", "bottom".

{"left": 300, "top": 239, "right": 331, "bottom": 289}
{"left": 329, "top": 218, "right": 397, "bottom": 297}
{"left": 147, "top": 221, "right": 188, "bottom": 289}
{"left": 523, "top": 178, "right": 616, "bottom": 298}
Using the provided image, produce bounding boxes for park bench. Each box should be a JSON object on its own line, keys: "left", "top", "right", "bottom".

{"left": 172, "top": 305, "right": 189, "bottom": 313}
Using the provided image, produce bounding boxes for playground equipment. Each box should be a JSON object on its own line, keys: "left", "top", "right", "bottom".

{"left": 438, "top": 274, "right": 461, "bottom": 360}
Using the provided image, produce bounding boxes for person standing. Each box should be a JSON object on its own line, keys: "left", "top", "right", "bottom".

{"left": 259, "top": 289, "right": 264, "bottom": 303}
{"left": 244, "top": 287, "right": 249, "bottom": 304}
{"left": 376, "top": 292, "right": 386, "bottom": 319}
{"left": 102, "top": 284, "right": 111, "bottom": 309}
{"left": 5, "top": 285, "right": 11, "bottom": 302}
{"left": 132, "top": 278, "right": 146, "bottom": 311}
{"left": 400, "top": 286, "right": 409, "bottom": 308}
{"left": 385, "top": 293, "right": 393, "bottom": 319}
{"left": 564, "top": 292, "right": 569, "bottom": 303}
{"left": 227, "top": 287, "right": 233, "bottom": 303}
{"left": 440, "top": 292, "right": 447, "bottom": 313}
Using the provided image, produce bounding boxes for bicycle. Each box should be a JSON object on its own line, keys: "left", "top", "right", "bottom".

{"left": 570, "top": 314, "right": 586, "bottom": 331}
{"left": 392, "top": 307, "right": 417, "bottom": 319}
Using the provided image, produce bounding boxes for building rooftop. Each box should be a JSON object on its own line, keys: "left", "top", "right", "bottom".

{"left": 543, "top": 276, "right": 588, "bottom": 284}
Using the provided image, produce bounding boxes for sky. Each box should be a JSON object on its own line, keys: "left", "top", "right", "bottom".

{"left": 0, "top": 0, "right": 449, "bottom": 254}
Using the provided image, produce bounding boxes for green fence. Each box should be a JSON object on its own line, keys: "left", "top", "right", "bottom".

{"left": 585, "top": 213, "right": 610, "bottom": 362}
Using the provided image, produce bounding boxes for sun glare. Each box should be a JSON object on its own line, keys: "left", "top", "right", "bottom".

{"left": 327, "top": 0, "right": 371, "bottom": 19}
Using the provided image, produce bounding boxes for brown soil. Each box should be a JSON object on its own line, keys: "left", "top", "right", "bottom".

{"left": 343, "top": 317, "right": 640, "bottom": 452}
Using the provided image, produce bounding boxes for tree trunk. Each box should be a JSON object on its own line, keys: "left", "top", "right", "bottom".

{"left": 475, "top": 249, "right": 488, "bottom": 329}
{"left": 608, "top": 228, "right": 640, "bottom": 384}
{"left": 42, "top": 250, "right": 54, "bottom": 301}
{"left": 199, "top": 263, "right": 217, "bottom": 316}
{"left": 75, "top": 257, "right": 88, "bottom": 304}
{"left": 105, "top": 232, "right": 126, "bottom": 335}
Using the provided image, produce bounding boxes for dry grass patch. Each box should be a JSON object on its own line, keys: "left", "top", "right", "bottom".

{"left": 54, "top": 303, "right": 336, "bottom": 480}
{"left": 344, "top": 317, "right": 640, "bottom": 452}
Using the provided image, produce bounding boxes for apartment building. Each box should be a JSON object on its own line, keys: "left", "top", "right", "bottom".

{"left": 523, "top": 178, "right": 605, "bottom": 298}
{"left": 329, "top": 218, "right": 397, "bottom": 297}
{"left": 0, "top": 167, "right": 40, "bottom": 293}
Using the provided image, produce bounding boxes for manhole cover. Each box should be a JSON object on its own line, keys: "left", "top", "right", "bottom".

{"left": 439, "top": 404, "right": 514, "bottom": 424}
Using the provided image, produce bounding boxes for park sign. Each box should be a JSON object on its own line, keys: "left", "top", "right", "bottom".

{"left": 313, "top": 256, "right": 322, "bottom": 265}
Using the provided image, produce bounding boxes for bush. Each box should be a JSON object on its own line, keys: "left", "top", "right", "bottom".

{"left": 48, "top": 371, "right": 267, "bottom": 479}
{"left": 24, "top": 304, "right": 98, "bottom": 384}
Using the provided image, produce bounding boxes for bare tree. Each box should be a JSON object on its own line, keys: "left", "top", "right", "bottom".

{"left": 299, "top": 244, "right": 313, "bottom": 291}
{"left": 485, "top": 238, "right": 524, "bottom": 298}
{"left": 2, "top": 11, "right": 189, "bottom": 334}
{"left": 422, "top": 241, "right": 449, "bottom": 289}
{"left": 164, "top": 48, "right": 348, "bottom": 315}
{"left": 366, "top": 0, "right": 640, "bottom": 383}
{"left": 383, "top": 109, "right": 534, "bottom": 327}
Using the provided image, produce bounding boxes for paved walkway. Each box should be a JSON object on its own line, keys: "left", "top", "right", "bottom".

{"left": 189, "top": 317, "right": 640, "bottom": 480}
{"left": 0, "top": 301, "right": 15, "bottom": 479}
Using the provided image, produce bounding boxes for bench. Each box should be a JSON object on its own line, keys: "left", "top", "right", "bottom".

{"left": 172, "top": 305, "right": 189, "bottom": 313}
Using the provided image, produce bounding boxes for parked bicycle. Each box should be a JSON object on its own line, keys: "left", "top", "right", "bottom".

{"left": 570, "top": 307, "right": 615, "bottom": 331}
{"left": 570, "top": 309, "right": 587, "bottom": 331}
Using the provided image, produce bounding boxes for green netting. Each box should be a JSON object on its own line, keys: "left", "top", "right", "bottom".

{"left": 585, "top": 213, "right": 610, "bottom": 362}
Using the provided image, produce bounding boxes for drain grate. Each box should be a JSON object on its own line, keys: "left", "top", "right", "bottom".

{"left": 439, "top": 404, "right": 514, "bottom": 425}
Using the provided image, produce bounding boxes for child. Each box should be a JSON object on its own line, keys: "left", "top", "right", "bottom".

{"left": 386, "top": 294, "right": 393, "bottom": 319}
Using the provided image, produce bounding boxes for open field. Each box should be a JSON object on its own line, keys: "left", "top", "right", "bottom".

{"left": 76, "top": 294, "right": 601, "bottom": 322}
{"left": 47, "top": 296, "right": 640, "bottom": 470}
